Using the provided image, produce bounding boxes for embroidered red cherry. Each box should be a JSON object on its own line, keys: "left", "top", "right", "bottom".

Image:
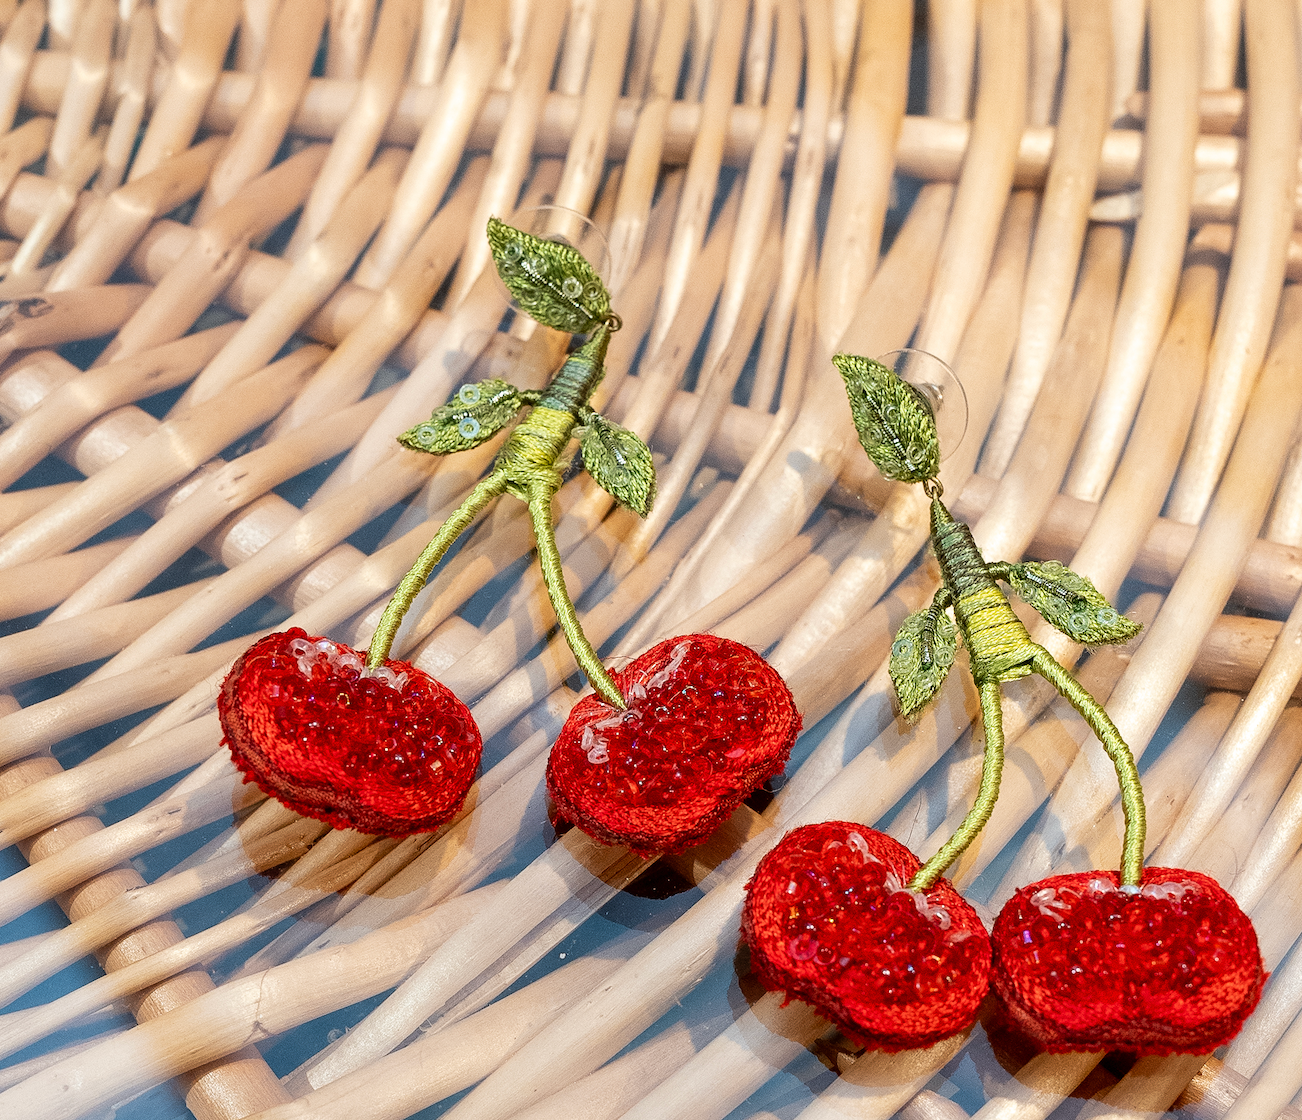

{"left": 546, "top": 634, "right": 800, "bottom": 855}
{"left": 742, "top": 822, "right": 991, "bottom": 1051}
{"left": 991, "top": 868, "right": 1265, "bottom": 1055}
{"left": 218, "top": 628, "right": 482, "bottom": 837}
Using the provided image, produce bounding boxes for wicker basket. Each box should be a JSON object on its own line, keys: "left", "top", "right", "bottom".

{"left": 0, "top": 0, "right": 1299, "bottom": 1117}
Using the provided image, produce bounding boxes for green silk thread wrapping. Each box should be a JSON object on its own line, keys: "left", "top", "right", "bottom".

{"left": 838, "top": 352, "right": 1147, "bottom": 890}
{"left": 366, "top": 474, "right": 507, "bottom": 673}
{"left": 369, "top": 395, "right": 627, "bottom": 709}
{"left": 367, "top": 221, "right": 649, "bottom": 711}
{"left": 911, "top": 680, "right": 1006, "bottom": 891}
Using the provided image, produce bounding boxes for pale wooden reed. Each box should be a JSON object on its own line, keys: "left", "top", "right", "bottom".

{"left": 1065, "top": 0, "right": 1201, "bottom": 501}
{"left": 174, "top": 150, "right": 406, "bottom": 410}
{"left": 0, "top": 888, "right": 506, "bottom": 1120}
{"left": 1203, "top": 0, "right": 1244, "bottom": 88}
{"left": 1106, "top": 0, "right": 1145, "bottom": 121}
{"left": 51, "top": 391, "right": 395, "bottom": 620}
{"left": 0, "top": 346, "right": 325, "bottom": 569}
{"left": 46, "top": 135, "right": 225, "bottom": 290}
{"left": 645, "top": 0, "right": 748, "bottom": 356}
{"left": 127, "top": 0, "right": 240, "bottom": 181}
{"left": 1026, "top": 0, "right": 1061, "bottom": 129}
{"left": 0, "top": 0, "right": 46, "bottom": 137}
{"left": 93, "top": 143, "right": 329, "bottom": 367}
{"left": 95, "top": 6, "right": 155, "bottom": 195}
{"left": 5, "top": 125, "right": 103, "bottom": 277}
{"left": 1, "top": 4, "right": 1300, "bottom": 1120}
{"left": 240, "top": 945, "right": 646, "bottom": 1120}
{"left": 765, "top": 182, "right": 957, "bottom": 670}
{"left": 980, "top": 0, "right": 1110, "bottom": 478}
{"left": 444, "top": 0, "right": 568, "bottom": 306}
{"left": 43, "top": 0, "right": 111, "bottom": 179}
{"left": 3, "top": 65, "right": 1287, "bottom": 196}
{"left": 619, "top": 0, "right": 799, "bottom": 561}
{"left": 1168, "top": 0, "right": 1300, "bottom": 523}
{"left": 190, "top": 0, "right": 328, "bottom": 225}
{"left": 353, "top": 0, "right": 505, "bottom": 288}
{"left": 283, "top": 0, "right": 418, "bottom": 260}
{"left": 324, "top": 0, "right": 377, "bottom": 82}
{"left": 603, "top": 0, "right": 690, "bottom": 298}
{"left": 620, "top": 260, "right": 817, "bottom": 652}
{"left": 667, "top": 0, "right": 912, "bottom": 622}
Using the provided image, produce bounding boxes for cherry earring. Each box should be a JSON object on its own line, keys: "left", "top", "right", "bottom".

{"left": 218, "top": 217, "right": 655, "bottom": 834}
{"left": 742, "top": 353, "right": 1265, "bottom": 1055}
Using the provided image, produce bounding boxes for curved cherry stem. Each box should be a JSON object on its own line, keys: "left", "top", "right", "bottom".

{"left": 1032, "top": 648, "right": 1146, "bottom": 886}
{"left": 528, "top": 479, "right": 624, "bottom": 709}
{"left": 910, "top": 680, "right": 1005, "bottom": 891}
{"left": 366, "top": 321, "right": 627, "bottom": 708}
{"left": 908, "top": 648, "right": 1147, "bottom": 891}
{"left": 367, "top": 474, "right": 508, "bottom": 670}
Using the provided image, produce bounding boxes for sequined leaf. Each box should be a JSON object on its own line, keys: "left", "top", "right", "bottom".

{"left": 487, "top": 217, "right": 611, "bottom": 334}
{"left": 833, "top": 353, "right": 940, "bottom": 483}
{"left": 1005, "top": 561, "right": 1142, "bottom": 645}
{"left": 398, "top": 379, "right": 523, "bottom": 455}
{"left": 579, "top": 413, "right": 655, "bottom": 515}
{"left": 889, "top": 604, "right": 957, "bottom": 718}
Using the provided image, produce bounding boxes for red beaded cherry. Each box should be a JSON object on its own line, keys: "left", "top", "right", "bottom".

{"left": 218, "top": 628, "right": 482, "bottom": 837}
{"left": 546, "top": 634, "right": 800, "bottom": 854}
{"left": 742, "top": 822, "right": 991, "bottom": 1051}
{"left": 991, "top": 868, "right": 1265, "bottom": 1055}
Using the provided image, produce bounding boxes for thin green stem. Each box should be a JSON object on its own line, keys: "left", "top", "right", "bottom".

{"left": 366, "top": 473, "right": 509, "bottom": 668}
{"left": 527, "top": 479, "right": 625, "bottom": 709}
{"left": 910, "top": 680, "right": 1005, "bottom": 890}
{"left": 1032, "top": 647, "right": 1146, "bottom": 885}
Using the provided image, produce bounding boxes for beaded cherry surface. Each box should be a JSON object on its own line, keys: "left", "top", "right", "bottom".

{"left": 743, "top": 822, "right": 990, "bottom": 1052}
{"left": 991, "top": 868, "right": 1264, "bottom": 1055}
{"left": 548, "top": 633, "right": 800, "bottom": 855}
{"left": 743, "top": 355, "right": 1264, "bottom": 1055}
{"left": 219, "top": 628, "right": 480, "bottom": 837}
{"left": 219, "top": 219, "right": 658, "bottom": 834}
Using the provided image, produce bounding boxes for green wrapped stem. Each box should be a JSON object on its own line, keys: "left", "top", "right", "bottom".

{"left": 910, "top": 680, "right": 1005, "bottom": 891}
{"left": 366, "top": 474, "right": 507, "bottom": 668}
{"left": 1033, "top": 648, "right": 1146, "bottom": 886}
{"left": 528, "top": 479, "right": 625, "bottom": 709}
{"left": 907, "top": 648, "right": 1147, "bottom": 891}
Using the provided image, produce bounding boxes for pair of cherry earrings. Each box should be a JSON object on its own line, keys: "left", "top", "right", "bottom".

{"left": 218, "top": 218, "right": 1262, "bottom": 1060}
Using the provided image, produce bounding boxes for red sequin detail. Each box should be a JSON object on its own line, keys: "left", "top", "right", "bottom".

{"left": 546, "top": 634, "right": 800, "bottom": 854}
{"left": 218, "top": 628, "right": 482, "bottom": 836}
{"left": 992, "top": 868, "right": 1265, "bottom": 1055}
{"left": 742, "top": 823, "right": 991, "bottom": 1051}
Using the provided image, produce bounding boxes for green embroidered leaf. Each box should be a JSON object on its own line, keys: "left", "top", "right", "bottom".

{"left": 833, "top": 353, "right": 940, "bottom": 483}
{"left": 580, "top": 413, "right": 656, "bottom": 516}
{"left": 1005, "top": 561, "right": 1142, "bottom": 645}
{"left": 487, "top": 217, "right": 611, "bottom": 334}
{"left": 889, "top": 605, "right": 957, "bottom": 719}
{"left": 398, "top": 379, "right": 523, "bottom": 455}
